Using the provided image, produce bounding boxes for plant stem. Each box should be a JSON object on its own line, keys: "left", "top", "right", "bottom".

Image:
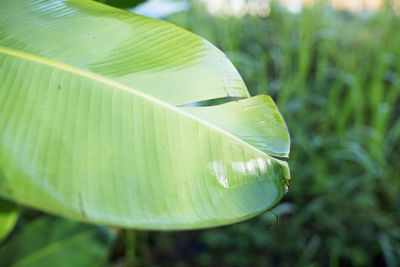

{"left": 125, "top": 230, "right": 136, "bottom": 267}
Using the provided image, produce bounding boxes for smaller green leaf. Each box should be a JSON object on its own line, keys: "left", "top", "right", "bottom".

{"left": 0, "top": 198, "right": 19, "bottom": 243}
{"left": 0, "top": 217, "right": 116, "bottom": 267}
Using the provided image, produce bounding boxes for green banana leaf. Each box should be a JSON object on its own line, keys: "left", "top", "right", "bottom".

{"left": 0, "top": 199, "right": 19, "bottom": 242}
{"left": 0, "top": 0, "right": 290, "bottom": 230}
{"left": 0, "top": 216, "right": 115, "bottom": 267}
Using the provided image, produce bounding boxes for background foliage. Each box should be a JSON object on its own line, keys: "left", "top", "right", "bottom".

{"left": 140, "top": 1, "right": 400, "bottom": 266}
{"left": 1, "top": 0, "right": 399, "bottom": 266}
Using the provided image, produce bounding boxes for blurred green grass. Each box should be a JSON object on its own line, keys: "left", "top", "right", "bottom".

{"left": 137, "top": 1, "right": 400, "bottom": 266}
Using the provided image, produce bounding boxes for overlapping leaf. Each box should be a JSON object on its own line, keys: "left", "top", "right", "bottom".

{"left": 0, "top": 217, "right": 115, "bottom": 266}
{"left": 0, "top": 199, "right": 19, "bottom": 242}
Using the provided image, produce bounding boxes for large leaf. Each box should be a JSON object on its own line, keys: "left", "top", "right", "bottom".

{"left": 0, "top": 216, "right": 115, "bottom": 267}
{"left": 0, "top": 0, "right": 290, "bottom": 229}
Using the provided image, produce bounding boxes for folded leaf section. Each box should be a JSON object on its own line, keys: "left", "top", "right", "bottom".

{"left": 182, "top": 96, "right": 290, "bottom": 159}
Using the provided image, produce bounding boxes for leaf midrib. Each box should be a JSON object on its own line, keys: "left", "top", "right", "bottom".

{"left": 0, "top": 45, "right": 284, "bottom": 164}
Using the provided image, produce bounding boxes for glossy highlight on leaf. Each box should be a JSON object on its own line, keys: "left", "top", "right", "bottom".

{"left": 0, "top": 0, "right": 290, "bottom": 230}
